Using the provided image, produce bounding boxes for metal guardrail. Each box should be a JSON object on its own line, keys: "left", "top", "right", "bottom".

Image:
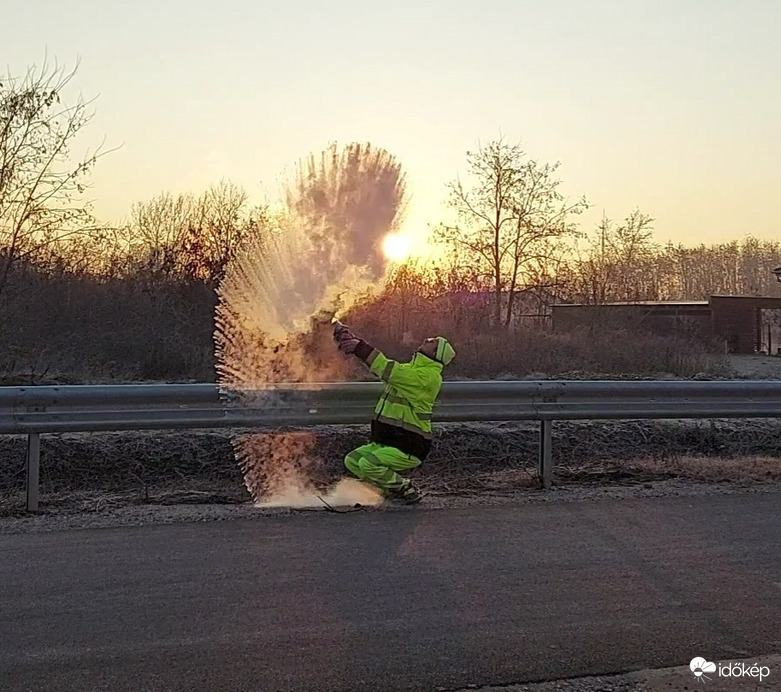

{"left": 2, "top": 380, "right": 780, "bottom": 511}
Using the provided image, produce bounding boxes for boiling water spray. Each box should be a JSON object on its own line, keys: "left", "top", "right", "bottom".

{"left": 214, "top": 143, "right": 408, "bottom": 507}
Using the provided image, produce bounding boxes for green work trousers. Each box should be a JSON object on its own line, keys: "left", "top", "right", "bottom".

{"left": 344, "top": 443, "right": 421, "bottom": 492}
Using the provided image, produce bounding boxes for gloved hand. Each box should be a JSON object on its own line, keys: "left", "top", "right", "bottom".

{"left": 338, "top": 337, "right": 360, "bottom": 355}
{"left": 333, "top": 320, "right": 355, "bottom": 343}
{"left": 333, "top": 321, "right": 360, "bottom": 354}
{"left": 333, "top": 320, "right": 349, "bottom": 339}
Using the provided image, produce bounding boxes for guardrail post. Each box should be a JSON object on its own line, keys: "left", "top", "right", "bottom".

{"left": 26, "top": 433, "right": 40, "bottom": 512}
{"left": 539, "top": 420, "right": 552, "bottom": 489}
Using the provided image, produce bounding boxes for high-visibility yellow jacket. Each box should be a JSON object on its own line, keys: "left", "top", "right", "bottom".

{"left": 353, "top": 340, "right": 450, "bottom": 460}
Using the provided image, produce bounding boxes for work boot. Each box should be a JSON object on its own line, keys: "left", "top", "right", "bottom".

{"left": 386, "top": 484, "right": 423, "bottom": 505}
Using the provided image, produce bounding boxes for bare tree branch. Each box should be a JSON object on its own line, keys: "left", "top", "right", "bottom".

{"left": 435, "top": 140, "right": 588, "bottom": 328}
{"left": 0, "top": 59, "right": 109, "bottom": 302}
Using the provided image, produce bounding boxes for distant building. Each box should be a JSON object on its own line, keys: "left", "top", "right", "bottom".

{"left": 551, "top": 295, "right": 781, "bottom": 354}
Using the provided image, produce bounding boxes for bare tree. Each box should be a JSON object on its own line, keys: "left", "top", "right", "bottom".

{"left": 127, "top": 180, "right": 257, "bottom": 286}
{"left": 181, "top": 180, "right": 254, "bottom": 286}
{"left": 128, "top": 192, "right": 193, "bottom": 277}
{"left": 436, "top": 139, "right": 587, "bottom": 328}
{"left": 573, "top": 209, "right": 656, "bottom": 304}
{"left": 0, "top": 60, "right": 105, "bottom": 301}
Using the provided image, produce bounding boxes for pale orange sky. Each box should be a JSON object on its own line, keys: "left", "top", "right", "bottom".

{"left": 3, "top": 0, "right": 779, "bottom": 251}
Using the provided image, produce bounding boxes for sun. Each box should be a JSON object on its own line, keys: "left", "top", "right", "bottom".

{"left": 382, "top": 233, "right": 413, "bottom": 262}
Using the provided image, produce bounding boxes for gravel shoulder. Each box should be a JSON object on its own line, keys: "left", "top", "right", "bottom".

{"left": 2, "top": 478, "right": 780, "bottom": 534}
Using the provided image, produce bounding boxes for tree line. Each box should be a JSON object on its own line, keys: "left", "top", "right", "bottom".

{"left": 2, "top": 61, "right": 779, "bottom": 381}
{"left": 4, "top": 64, "right": 780, "bottom": 307}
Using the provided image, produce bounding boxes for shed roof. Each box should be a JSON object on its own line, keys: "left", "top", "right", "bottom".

{"left": 551, "top": 300, "right": 709, "bottom": 308}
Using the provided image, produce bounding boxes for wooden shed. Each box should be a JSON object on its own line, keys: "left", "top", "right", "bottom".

{"left": 551, "top": 295, "right": 781, "bottom": 354}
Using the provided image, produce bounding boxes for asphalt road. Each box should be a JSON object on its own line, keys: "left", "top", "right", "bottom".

{"left": 1, "top": 494, "right": 779, "bottom": 692}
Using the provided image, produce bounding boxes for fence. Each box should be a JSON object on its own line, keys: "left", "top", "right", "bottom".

{"left": 2, "top": 380, "right": 780, "bottom": 510}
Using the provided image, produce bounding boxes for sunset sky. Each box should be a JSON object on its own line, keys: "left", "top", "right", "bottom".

{"left": 3, "top": 0, "right": 779, "bottom": 253}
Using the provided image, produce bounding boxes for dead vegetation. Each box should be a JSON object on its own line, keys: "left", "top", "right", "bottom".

{"left": 1, "top": 420, "right": 779, "bottom": 514}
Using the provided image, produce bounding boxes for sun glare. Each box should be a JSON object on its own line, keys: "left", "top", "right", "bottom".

{"left": 382, "top": 233, "right": 413, "bottom": 262}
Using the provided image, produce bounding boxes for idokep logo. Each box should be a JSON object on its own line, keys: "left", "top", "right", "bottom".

{"left": 690, "top": 657, "right": 771, "bottom": 684}
{"left": 690, "top": 657, "right": 716, "bottom": 682}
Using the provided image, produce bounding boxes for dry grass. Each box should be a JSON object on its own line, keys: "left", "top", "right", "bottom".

{"left": 459, "top": 455, "right": 781, "bottom": 490}
{"left": 637, "top": 454, "right": 781, "bottom": 483}
{"left": 0, "top": 275, "right": 216, "bottom": 384}
{"left": 448, "top": 328, "right": 729, "bottom": 379}
{"left": 346, "top": 308, "right": 731, "bottom": 379}
{"left": 0, "top": 270, "right": 733, "bottom": 384}
{"left": 555, "top": 455, "right": 781, "bottom": 485}
{"left": 1, "top": 421, "right": 779, "bottom": 514}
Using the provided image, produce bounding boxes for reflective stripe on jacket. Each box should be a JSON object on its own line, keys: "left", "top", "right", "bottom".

{"left": 354, "top": 342, "right": 443, "bottom": 460}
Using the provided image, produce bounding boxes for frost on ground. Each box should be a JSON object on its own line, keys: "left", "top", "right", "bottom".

{"left": 2, "top": 419, "right": 781, "bottom": 498}
{"left": 728, "top": 354, "right": 781, "bottom": 379}
{"left": 1, "top": 419, "right": 779, "bottom": 530}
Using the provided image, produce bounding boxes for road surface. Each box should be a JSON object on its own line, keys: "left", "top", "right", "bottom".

{"left": 1, "top": 494, "right": 779, "bottom": 691}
